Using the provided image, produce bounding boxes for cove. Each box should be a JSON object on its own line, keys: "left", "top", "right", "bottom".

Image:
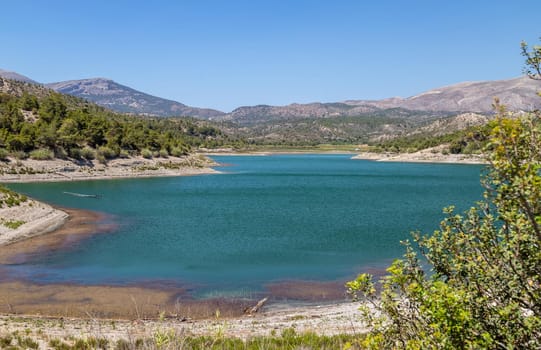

{"left": 4, "top": 154, "right": 483, "bottom": 299}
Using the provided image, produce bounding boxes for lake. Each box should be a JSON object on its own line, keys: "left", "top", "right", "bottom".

{"left": 4, "top": 154, "right": 483, "bottom": 299}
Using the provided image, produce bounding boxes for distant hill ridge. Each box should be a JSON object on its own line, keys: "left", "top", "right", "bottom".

{"left": 1, "top": 69, "right": 539, "bottom": 121}
{"left": 344, "top": 76, "right": 540, "bottom": 113}
{"left": 0, "top": 69, "right": 38, "bottom": 85}
{"left": 45, "top": 78, "right": 225, "bottom": 119}
{"left": 224, "top": 76, "right": 540, "bottom": 125}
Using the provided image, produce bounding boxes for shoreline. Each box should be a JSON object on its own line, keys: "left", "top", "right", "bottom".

{"left": 0, "top": 152, "right": 369, "bottom": 336}
{"left": 0, "top": 154, "right": 219, "bottom": 184}
{"left": 351, "top": 151, "right": 487, "bottom": 164}
{"left": 0, "top": 196, "right": 362, "bottom": 332}
{"left": 0, "top": 300, "right": 367, "bottom": 345}
{"left": 203, "top": 149, "right": 487, "bottom": 164}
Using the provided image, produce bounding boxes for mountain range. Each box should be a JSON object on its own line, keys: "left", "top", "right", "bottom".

{"left": 224, "top": 76, "right": 540, "bottom": 126}
{"left": 0, "top": 69, "right": 539, "bottom": 124}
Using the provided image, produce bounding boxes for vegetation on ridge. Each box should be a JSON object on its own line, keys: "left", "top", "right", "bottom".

{"left": 0, "top": 78, "right": 242, "bottom": 162}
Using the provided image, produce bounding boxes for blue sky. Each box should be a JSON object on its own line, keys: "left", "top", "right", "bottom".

{"left": 1, "top": 0, "right": 540, "bottom": 112}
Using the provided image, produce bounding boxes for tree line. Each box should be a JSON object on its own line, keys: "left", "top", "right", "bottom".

{"left": 0, "top": 80, "right": 241, "bottom": 162}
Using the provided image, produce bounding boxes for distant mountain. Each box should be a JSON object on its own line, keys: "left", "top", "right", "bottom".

{"left": 222, "top": 76, "right": 540, "bottom": 125}
{"left": 46, "top": 78, "right": 225, "bottom": 119}
{"left": 0, "top": 69, "right": 38, "bottom": 84}
{"left": 3, "top": 67, "right": 539, "bottom": 126}
{"left": 346, "top": 76, "right": 540, "bottom": 113}
{"left": 223, "top": 103, "right": 382, "bottom": 125}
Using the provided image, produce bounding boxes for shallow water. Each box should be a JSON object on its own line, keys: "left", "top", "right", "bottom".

{"left": 5, "top": 155, "right": 484, "bottom": 299}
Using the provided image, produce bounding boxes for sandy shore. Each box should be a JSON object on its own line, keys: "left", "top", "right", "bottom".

{"left": 204, "top": 148, "right": 487, "bottom": 164}
{"left": 352, "top": 148, "right": 486, "bottom": 164}
{"left": 0, "top": 199, "right": 69, "bottom": 247}
{"left": 0, "top": 301, "right": 367, "bottom": 348}
{"left": 0, "top": 154, "right": 218, "bottom": 183}
{"left": 0, "top": 205, "right": 366, "bottom": 339}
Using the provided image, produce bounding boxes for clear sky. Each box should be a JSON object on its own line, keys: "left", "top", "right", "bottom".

{"left": 1, "top": 0, "right": 540, "bottom": 112}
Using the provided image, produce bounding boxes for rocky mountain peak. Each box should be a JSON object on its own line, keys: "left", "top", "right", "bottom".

{"left": 0, "top": 69, "right": 39, "bottom": 84}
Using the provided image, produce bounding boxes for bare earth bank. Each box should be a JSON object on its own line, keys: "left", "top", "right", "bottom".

{"left": 0, "top": 301, "right": 367, "bottom": 344}
{"left": 0, "top": 154, "right": 218, "bottom": 183}
{"left": 352, "top": 147, "right": 486, "bottom": 164}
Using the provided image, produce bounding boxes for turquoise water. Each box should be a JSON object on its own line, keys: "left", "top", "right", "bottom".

{"left": 5, "top": 155, "right": 483, "bottom": 298}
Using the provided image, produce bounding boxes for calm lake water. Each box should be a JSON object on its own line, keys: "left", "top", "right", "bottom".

{"left": 5, "top": 155, "right": 483, "bottom": 298}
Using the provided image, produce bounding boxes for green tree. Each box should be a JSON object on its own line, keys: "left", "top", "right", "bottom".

{"left": 57, "top": 118, "right": 81, "bottom": 149}
{"left": 521, "top": 38, "right": 541, "bottom": 80}
{"left": 348, "top": 45, "right": 541, "bottom": 349}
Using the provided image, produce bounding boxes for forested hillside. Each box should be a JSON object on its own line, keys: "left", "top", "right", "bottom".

{"left": 0, "top": 78, "right": 240, "bottom": 162}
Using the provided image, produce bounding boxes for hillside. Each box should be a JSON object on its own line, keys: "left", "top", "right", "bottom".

{"left": 0, "top": 77, "right": 236, "bottom": 162}
{"left": 0, "top": 69, "right": 38, "bottom": 84}
{"left": 345, "top": 76, "right": 540, "bottom": 113}
{"left": 221, "top": 76, "right": 540, "bottom": 126}
{"left": 46, "top": 78, "right": 225, "bottom": 119}
{"left": 3, "top": 68, "right": 540, "bottom": 149}
{"left": 224, "top": 109, "right": 449, "bottom": 145}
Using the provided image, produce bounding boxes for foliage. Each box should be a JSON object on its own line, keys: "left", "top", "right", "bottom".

{"left": 29, "top": 148, "right": 54, "bottom": 160}
{"left": 42, "top": 329, "right": 363, "bottom": 350}
{"left": 375, "top": 124, "right": 490, "bottom": 154}
{"left": 0, "top": 148, "right": 8, "bottom": 161}
{"left": 1, "top": 219, "right": 26, "bottom": 229}
{"left": 0, "top": 78, "right": 239, "bottom": 161}
{"left": 522, "top": 38, "right": 541, "bottom": 80}
{"left": 80, "top": 147, "right": 96, "bottom": 160}
{"left": 347, "top": 110, "right": 541, "bottom": 349}
{"left": 141, "top": 148, "right": 153, "bottom": 159}
{"left": 0, "top": 185, "right": 28, "bottom": 207}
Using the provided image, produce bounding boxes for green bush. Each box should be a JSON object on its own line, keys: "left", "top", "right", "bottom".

{"left": 141, "top": 148, "right": 153, "bottom": 159}
{"left": 119, "top": 149, "right": 130, "bottom": 158}
{"left": 170, "top": 146, "right": 188, "bottom": 157}
{"left": 80, "top": 147, "right": 96, "bottom": 160}
{"left": 29, "top": 148, "right": 54, "bottom": 160}
{"left": 69, "top": 148, "right": 82, "bottom": 160}
{"left": 159, "top": 148, "right": 169, "bottom": 158}
{"left": 12, "top": 151, "right": 28, "bottom": 160}
{"left": 0, "top": 148, "right": 9, "bottom": 161}
{"left": 54, "top": 147, "right": 68, "bottom": 159}
{"left": 98, "top": 146, "right": 118, "bottom": 160}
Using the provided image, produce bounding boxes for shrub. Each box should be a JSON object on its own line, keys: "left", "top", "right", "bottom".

{"left": 159, "top": 148, "right": 169, "bottom": 158}
{"left": 0, "top": 148, "right": 9, "bottom": 161}
{"left": 69, "top": 148, "right": 82, "bottom": 159}
{"left": 98, "top": 146, "right": 118, "bottom": 160}
{"left": 29, "top": 148, "right": 54, "bottom": 160}
{"left": 80, "top": 147, "right": 96, "bottom": 160}
{"left": 141, "top": 148, "right": 153, "bottom": 159}
{"left": 119, "top": 149, "right": 130, "bottom": 158}
{"left": 2, "top": 219, "right": 25, "bottom": 229}
{"left": 170, "top": 146, "right": 188, "bottom": 157}
{"left": 97, "top": 153, "right": 107, "bottom": 164}
{"left": 54, "top": 147, "right": 68, "bottom": 159}
{"left": 12, "top": 151, "right": 28, "bottom": 160}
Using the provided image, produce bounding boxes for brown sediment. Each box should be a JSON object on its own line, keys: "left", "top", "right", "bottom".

{"left": 0, "top": 280, "right": 252, "bottom": 319}
{"left": 0, "top": 207, "right": 377, "bottom": 320}
{"left": 265, "top": 280, "right": 348, "bottom": 302}
{"left": 0, "top": 208, "right": 115, "bottom": 265}
{"left": 0, "top": 207, "right": 254, "bottom": 319}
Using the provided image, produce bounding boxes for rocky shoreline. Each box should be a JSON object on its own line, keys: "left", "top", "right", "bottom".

{"left": 0, "top": 154, "right": 219, "bottom": 183}
{"left": 352, "top": 148, "right": 486, "bottom": 164}
{"left": 0, "top": 152, "right": 370, "bottom": 342}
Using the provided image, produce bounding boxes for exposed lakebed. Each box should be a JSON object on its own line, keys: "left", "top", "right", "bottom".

{"left": 4, "top": 155, "right": 483, "bottom": 301}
